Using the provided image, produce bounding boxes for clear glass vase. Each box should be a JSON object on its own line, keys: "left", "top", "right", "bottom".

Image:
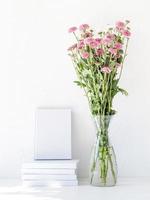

{"left": 90, "top": 115, "right": 117, "bottom": 187}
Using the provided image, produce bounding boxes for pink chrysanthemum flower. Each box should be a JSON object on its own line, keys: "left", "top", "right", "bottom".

{"left": 95, "top": 38, "right": 102, "bottom": 45}
{"left": 114, "top": 42, "right": 122, "bottom": 49}
{"left": 101, "top": 66, "right": 111, "bottom": 74}
{"left": 68, "top": 26, "right": 77, "bottom": 33}
{"left": 102, "top": 38, "right": 112, "bottom": 45}
{"left": 106, "top": 33, "right": 115, "bottom": 40}
{"left": 84, "top": 37, "right": 94, "bottom": 45}
{"left": 79, "top": 24, "right": 89, "bottom": 31}
{"left": 122, "top": 29, "right": 131, "bottom": 37}
{"left": 96, "top": 48, "right": 104, "bottom": 56}
{"left": 89, "top": 40, "right": 99, "bottom": 48}
{"left": 81, "top": 52, "right": 89, "bottom": 59}
{"left": 77, "top": 40, "right": 85, "bottom": 49}
{"left": 116, "top": 21, "right": 125, "bottom": 29}
{"left": 109, "top": 48, "right": 117, "bottom": 55}
{"left": 67, "top": 44, "right": 77, "bottom": 51}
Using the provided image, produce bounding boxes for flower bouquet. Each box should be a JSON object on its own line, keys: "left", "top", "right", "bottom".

{"left": 67, "top": 21, "right": 131, "bottom": 186}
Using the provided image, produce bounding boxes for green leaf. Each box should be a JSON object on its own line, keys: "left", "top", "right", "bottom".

{"left": 74, "top": 81, "right": 86, "bottom": 88}
{"left": 96, "top": 73, "right": 103, "bottom": 81}
{"left": 105, "top": 57, "right": 110, "bottom": 65}
{"left": 112, "top": 79, "right": 119, "bottom": 88}
{"left": 117, "top": 56, "right": 123, "bottom": 64}
{"left": 82, "top": 69, "right": 91, "bottom": 77}
{"left": 117, "top": 37, "right": 123, "bottom": 43}
{"left": 118, "top": 49, "right": 124, "bottom": 54}
{"left": 98, "top": 32, "right": 103, "bottom": 36}
{"left": 125, "top": 20, "right": 130, "bottom": 24}
{"left": 117, "top": 87, "right": 128, "bottom": 96}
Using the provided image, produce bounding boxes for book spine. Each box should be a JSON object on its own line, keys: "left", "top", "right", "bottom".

{"left": 21, "top": 169, "right": 76, "bottom": 175}
{"left": 22, "top": 164, "right": 77, "bottom": 169}
{"left": 23, "top": 180, "right": 78, "bottom": 186}
{"left": 22, "top": 174, "right": 77, "bottom": 181}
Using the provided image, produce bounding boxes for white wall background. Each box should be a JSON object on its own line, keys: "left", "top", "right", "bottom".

{"left": 0, "top": 0, "right": 150, "bottom": 179}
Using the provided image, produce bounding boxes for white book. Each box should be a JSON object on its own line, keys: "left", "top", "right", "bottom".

{"left": 21, "top": 168, "right": 76, "bottom": 175}
{"left": 22, "top": 160, "right": 78, "bottom": 169}
{"left": 23, "top": 180, "right": 78, "bottom": 187}
{"left": 22, "top": 174, "right": 77, "bottom": 181}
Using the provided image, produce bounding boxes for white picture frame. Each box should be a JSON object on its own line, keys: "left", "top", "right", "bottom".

{"left": 34, "top": 108, "right": 71, "bottom": 160}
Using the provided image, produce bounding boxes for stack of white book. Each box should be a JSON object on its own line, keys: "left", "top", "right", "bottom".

{"left": 22, "top": 160, "right": 78, "bottom": 187}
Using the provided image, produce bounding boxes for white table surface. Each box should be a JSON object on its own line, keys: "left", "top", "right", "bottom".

{"left": 0, "top": 178, "right": 150, "bottom": 200}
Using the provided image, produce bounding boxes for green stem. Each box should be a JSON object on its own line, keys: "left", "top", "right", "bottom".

{"left": 108, "top": 152, "right": 117, "bottom": 184}
{"left": 118, "top": 38, "right": 129, "bottom": 81}
{"left": 90, "top": 134, "right": 100, "bottom": 184}
{"left": 102, "top": 77, "right": 109, "bottom": 116}
{"left": 108, "top": 69, "right": 116, "bottom": 114}
{"left": 99, "top": 146, "right": 107, "bottom": 185}
{"left": 73, "top": 32, "right": 79, "bottom": 41}
{"left": 71, "top": 58, "right": 92, "bottom": 113}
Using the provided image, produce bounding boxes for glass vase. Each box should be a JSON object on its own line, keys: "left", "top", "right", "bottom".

{"left": 90, "top": 115, "right": 117, "bottom": 187}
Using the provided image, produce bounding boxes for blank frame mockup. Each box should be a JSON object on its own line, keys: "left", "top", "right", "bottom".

{"left": 34, "top": 108, "right": 71, "bottom": 160}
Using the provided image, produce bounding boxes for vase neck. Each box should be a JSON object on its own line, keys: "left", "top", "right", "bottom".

{"left": 94, "top": 115, "right": 114, "bottom": 147}
{"left": 94, "top": 115, "right": 113, "bottom": 131}
{"left": 96, "top": 133, "right": 109, "bottom": 147}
